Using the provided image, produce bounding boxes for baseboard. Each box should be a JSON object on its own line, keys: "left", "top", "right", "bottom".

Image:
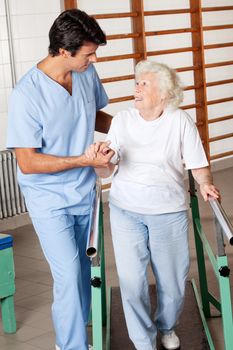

{"left": 0, "top": 213, "right": 31, "bottom": 231}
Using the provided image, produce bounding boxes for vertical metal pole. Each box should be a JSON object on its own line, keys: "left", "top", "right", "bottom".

{"left": 4, "top": 0, "right": 16, "bottom": 87}
{"left": 188, "top": 171, "right": 211, "bottom": 317}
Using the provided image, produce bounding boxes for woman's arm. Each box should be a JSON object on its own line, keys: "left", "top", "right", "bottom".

{"left": 191, "top": 166, "right": 220, "bottom": 201}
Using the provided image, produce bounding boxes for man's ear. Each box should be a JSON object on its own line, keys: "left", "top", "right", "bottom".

{"left": 59, "top": 48, "right": 70, "bottom": 58}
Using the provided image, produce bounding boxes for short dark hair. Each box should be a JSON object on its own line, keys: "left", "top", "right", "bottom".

{"left": 48, "top": 9, "right": 106, "bottom": 56}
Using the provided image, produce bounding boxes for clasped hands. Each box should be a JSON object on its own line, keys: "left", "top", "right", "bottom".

{"left": 85, "top": 141, "right": 115, "bottom": 168}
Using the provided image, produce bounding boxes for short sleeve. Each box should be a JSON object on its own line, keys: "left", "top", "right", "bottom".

{"left": 181, "top": 112, "right": 209, "bottom": 169}
{"left": 7, "top": 88, "right": 43, "bottom": 149}
{"left": 105, "top": 114, "right": 121, "bottom": 164}
{"left": 92, "top": 66, "right": 108, "bottom": 111}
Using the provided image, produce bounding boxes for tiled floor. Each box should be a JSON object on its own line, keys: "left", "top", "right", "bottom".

{"left": 0, "top": 166, "right": 233, "bottom": 350}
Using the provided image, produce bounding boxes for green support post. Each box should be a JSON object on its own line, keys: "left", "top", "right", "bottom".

{"left": 99, "top": 202, "right": 107, "bottom": 326}
{"left": 189, "top": 172, "right": 211, "bottom": 318}
{"left": 90, "top": 200, "right": 107, "bottom": 350}
{"left": 217, "top": 256, "right": 233, "bottom": 350}
{"left": 91, "top": 266, "right": 104, "bottom": 350}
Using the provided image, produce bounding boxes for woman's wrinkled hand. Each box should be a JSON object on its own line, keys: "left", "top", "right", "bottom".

{"left": 200, "top": 183, "right": 221, "bottom": 202}
{"left": 85, "top": 141, "right": 111, "bottom": 160}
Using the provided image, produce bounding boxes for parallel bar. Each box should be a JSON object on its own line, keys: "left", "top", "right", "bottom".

{"left": 86, "top": 180, "right": 101, "bottom": 258}
{"left": 209, "top": 198, "right": 233, "bottom": 245}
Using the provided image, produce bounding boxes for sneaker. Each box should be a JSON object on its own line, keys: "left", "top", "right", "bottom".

{"left": 161, "top": 330, "right": 180, "bottom": 349}
{"left": 55, "top": 346, "right": 60, "bottom": 350}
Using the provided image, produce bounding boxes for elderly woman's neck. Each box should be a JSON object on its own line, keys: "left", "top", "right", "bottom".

{"left": 138, "top": 105, "right": 164, "bottom": 121}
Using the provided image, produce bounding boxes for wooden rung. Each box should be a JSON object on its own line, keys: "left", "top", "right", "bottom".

{"left": 109, "top": 95, "right": 134, "bottom": 104}
{"left": 207, "top": 78, "right": 233, "bottom": 87}
{"left": 203, "top": 24, "right": 233, "bottom": 31}
{"left": 202, "top": 6, "right": 233, "bottom": 12}
{"left": 176, "top": 65, "right": 201, "bottom": 72}
{"left": 147, "top": 46, "right": 198, "bottom": 56}
{"left": 106, "top": 33, "right": 140, "bottom": 40}
{"left": 207, "top": 96, "right": 233, "bottom": 105}
{"left": 208, "top": 115, "right": 233, "bottom": 124}
{"left": 184, "top": 84, "right": 200, "bottom": 91}
{"left": 146, "top": 28, "right": 197, "bottom": 36}
{"left": 97, "top": 53, "right": 142, "bottom": 62}
{"left": 210, "top": 150, "right": 233, "bottom": 160}
{"left": 144, "top": 9, "right": 195, "bottom": 16}
{"left": 181, "top": 103, "right": 201, "bottom": 110}
{"left": 204, "top": 42, "right": 233, "bottom": 50}
{"left": 205, "top": 60, "right": 233, "bottom": 69}
{"left": 93, "top": 12, "right": 138, "bottom": 19}
{"left": 209, "top": 133, "right": 233, "bottom": 142}
{"left": 101, "top": 75, "right": 134, "bottom": 84}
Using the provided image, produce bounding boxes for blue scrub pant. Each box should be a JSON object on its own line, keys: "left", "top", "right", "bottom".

{"left": 110, "top": 204, "right": 190, "bottom": 350}
{"left": 32, "top": 214, "right": 91, "bottom": 350}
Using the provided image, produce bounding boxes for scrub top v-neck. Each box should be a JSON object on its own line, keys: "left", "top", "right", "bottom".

{"left": 7, "top": 64, "right": 108, "bottom": 218}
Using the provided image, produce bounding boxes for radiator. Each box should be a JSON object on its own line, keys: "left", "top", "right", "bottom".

{"left": 0, "top": 150, "right": 27, "bottom": 219}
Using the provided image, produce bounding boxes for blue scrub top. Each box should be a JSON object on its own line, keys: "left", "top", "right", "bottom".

{"left": 7, "top": 64, "right": 108, "bottom": 218}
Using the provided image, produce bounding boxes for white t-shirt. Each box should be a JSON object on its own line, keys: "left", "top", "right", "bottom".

{"left": 107, "top": 107, "right": 208, "bottom": 214}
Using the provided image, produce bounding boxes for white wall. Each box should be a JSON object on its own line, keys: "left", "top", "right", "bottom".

{"left": 0, "top": 0, "right": 61, "bottom": 149}
{"left": 0, "top": 0, "right": 232, "bottom": 163}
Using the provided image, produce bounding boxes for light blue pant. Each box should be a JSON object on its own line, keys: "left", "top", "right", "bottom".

{"left": 110, "top": 204, "right": 190, "bottom": 350}
{"left": 32, "top": 214, "right": 91, "bottom": 350}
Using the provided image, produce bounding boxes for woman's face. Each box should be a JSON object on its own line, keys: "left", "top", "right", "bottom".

{"left": 134, "top": 72, "right": 164, "bottom": 110}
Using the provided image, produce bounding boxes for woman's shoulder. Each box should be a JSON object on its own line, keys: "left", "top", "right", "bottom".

{"left": 113, "top": 107, "right": 137, "bottom": 123}
{"left": 167, "top": 108, "right": 194, "bottom": 124}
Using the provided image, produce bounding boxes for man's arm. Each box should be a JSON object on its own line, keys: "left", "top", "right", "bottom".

{"left": 95, "top": 110, "right": 113, "bottom": 134}
{"left": 15, "top": 148, "right": 114, "bottom": 174}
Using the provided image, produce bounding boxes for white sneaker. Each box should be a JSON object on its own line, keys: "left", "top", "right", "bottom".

{"left": 161, "top": 330, "right": 180, "bottom": 349}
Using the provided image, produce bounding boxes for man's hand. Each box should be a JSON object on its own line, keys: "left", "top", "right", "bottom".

{"left": 85, "top": 141, "right": 112, "bottom": 160}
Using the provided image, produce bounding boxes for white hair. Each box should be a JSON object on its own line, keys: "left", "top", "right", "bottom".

{"left": 135, "top": 60, "right": 184, "bottom": 109}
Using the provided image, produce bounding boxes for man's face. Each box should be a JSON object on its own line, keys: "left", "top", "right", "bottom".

{"left": 66, "top": 41, "right": 99, "bottom": 72}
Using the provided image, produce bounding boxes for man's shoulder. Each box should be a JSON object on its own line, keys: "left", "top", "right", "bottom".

{"left": 14, "top": 67, "right": 39, "bottom": 95}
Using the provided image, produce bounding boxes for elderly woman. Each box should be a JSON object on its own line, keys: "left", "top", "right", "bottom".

{"left": 86, "top": 60, "right": 220, "bottom": 350}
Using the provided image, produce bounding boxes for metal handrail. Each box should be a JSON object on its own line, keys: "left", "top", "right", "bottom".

{"left": 4, "top": 0, "right": 16, "bottom": 87}
{"left": 86, "top": 179, "right": 102, "bottom": 258}
{"left": 209, "top": 198, "right": 233, "bottom": 246}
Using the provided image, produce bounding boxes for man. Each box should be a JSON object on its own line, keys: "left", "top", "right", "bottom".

{"left": 7, "top": 9, "right": 113, "bottom": 350}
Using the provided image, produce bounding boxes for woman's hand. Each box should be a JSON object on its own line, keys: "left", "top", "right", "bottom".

{"left": 85, "top": 141, "right": 111, "bottom": 160}
{"left": 199, "top": 183, "right": 220, "bottom": 202}
{"left": 191, "top": 167, "right": 220, "bottom": 202}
